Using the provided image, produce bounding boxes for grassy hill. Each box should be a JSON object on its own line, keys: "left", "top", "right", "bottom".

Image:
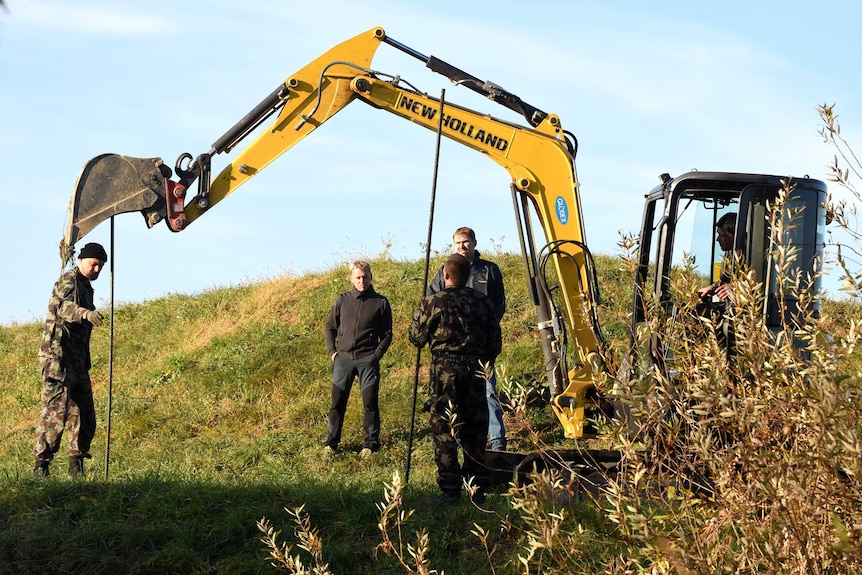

{"left": 1, "top": 253, "right": 859, "bottom": 574}
{"left": 0, "top": 253, "right": 606, "bottom": 574}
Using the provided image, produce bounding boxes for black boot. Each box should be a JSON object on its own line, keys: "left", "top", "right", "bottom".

{"left": 33, "top": 460, "right": 50, "bottom": 478}
{"left": 68, "top": 455, "right": 85, "bottom": 477}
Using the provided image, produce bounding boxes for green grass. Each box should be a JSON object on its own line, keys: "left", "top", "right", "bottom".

{"left": 1, "top": 253, "right": 859, "bottom": 574}
{"left": 0, "top": 254, "right": 581, "bottom": 574}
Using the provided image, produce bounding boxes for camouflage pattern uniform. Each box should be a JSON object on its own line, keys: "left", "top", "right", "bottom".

{"left": 34, "top": 267, "right": 98, "bottom": 463}
{"left": 409, "top": 287, "right": 502, "bottom": 497}
{"left": 429, "top": 251, "right": 507, "bottom": 449}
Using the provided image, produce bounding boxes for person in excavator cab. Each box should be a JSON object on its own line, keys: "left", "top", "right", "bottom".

{"left": 697, "top": 212, "right": 737, "bottom": 304}
{"left": 696, "top": 212, "right": 737, "bottom": 345}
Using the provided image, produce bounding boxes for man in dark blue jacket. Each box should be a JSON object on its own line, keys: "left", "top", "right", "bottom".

{"left": 324, "top": 260, "right": 393, "bottom": 458}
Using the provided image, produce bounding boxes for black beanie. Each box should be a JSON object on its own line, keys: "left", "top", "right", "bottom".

{"left": 78, "top": 242, "right": 108, "bottom": 262}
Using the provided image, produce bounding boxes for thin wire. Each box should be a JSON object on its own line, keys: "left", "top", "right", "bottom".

{"left": 104, "top": 216, "right": 115, "bottom": 480}
{"left": 405, "top": 89, "right": 445, "bottom": 486}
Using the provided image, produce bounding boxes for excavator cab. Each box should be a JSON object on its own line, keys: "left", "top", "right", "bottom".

{"left": 629, "top": 171, "right": 827, "bottom": 374}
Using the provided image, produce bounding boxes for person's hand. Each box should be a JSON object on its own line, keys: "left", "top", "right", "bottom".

{"left": 85, "top": 310, "right": 103, "bottom": 327}
{"left": 714, "top": 283, "right": 732, "bottom": 300}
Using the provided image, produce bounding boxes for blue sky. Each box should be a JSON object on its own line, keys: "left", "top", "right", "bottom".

{"left": 1, "top": 0, "right": 859, "bottom": 325}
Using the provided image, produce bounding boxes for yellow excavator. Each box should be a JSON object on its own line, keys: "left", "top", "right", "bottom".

{"left": 62, "top": 26, "right": 827, "bottom": 480}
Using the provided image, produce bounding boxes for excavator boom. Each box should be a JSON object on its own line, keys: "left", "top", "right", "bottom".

{"left": 63, "top": 26, "right": 388, "bottom": 257}
{"left": 64, "top": 26, "right": 555, "bottom": 254}
{"left": 63, "top": 26, "right": 608, "bottom": 438}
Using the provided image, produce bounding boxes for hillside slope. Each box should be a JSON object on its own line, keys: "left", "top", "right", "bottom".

{"left": 0, "top": 253, "right": 634, "bottom": 573}
{"left": 2, "top": 253, "right": 858, "bottom": 574}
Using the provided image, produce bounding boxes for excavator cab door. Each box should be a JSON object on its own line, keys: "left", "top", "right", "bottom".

{"left": 735, "top": 181, "right": 827, "bottom": 331}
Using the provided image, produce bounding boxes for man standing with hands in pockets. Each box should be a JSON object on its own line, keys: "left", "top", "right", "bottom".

{"left": 324, "top": 260, "right": 393, "bottom": 459}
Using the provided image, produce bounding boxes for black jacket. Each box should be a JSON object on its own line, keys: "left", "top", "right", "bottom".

{"left": 325, "top": 286, "right": 393, "bottom": 360}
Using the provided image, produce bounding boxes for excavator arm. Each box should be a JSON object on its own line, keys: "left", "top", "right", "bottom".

{"left": 63, "top": 26, "right": 608, "bottom": 438}
{"left": 352, "top": 77, "right": 608, "bottom": 437}
{"left": 63, "top": 26, "right": 388, "bottom": 251}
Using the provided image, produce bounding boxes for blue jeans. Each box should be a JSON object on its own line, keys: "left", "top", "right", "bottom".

{"left": 486, "top": 368, "right": 506, "bottom": 450}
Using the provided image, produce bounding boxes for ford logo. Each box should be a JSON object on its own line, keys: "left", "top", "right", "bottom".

{"left": 555, "top": 196, "right": 569, "bottom": 225}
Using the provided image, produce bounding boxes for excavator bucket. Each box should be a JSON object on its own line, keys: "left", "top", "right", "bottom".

{"left": 62, "top": 154, "right": 168, "bottom": 264}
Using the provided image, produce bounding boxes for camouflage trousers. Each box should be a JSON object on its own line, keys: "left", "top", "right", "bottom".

{"left": 34, "top": 370, "right": 96, "bottom": 462}
{"left": 428, "top": 353, "right": 489, "bottom": 495}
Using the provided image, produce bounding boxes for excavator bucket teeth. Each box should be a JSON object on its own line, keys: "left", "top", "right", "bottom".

{"left": 62, "top": 154, "right": 167, "bottom": 263}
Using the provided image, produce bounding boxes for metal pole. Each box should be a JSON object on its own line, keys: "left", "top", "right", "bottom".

{"left": 104, "top": 217, "right": 115, "bottom": 480}
{"left": 405, "top": 89, "right": 445, "bottom": 485}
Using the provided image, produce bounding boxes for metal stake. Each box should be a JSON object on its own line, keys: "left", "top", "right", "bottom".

{"left": 405, "top": 89, "right": 445, "bottom": 485}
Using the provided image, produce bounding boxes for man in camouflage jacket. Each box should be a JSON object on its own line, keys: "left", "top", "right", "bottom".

{"left": 428, "top": 226, "right": 508, "bottom": 450}
{"left": 34, "top": 242, "right": 107, "bottom": 478}
{"left": 409, "top": 254, "right": 502, "bottom": 504}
